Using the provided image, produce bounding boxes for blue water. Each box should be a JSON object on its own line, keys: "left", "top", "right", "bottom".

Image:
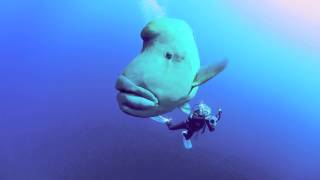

{"left": 1, "top": 1, "right": 320, "bottom": 179}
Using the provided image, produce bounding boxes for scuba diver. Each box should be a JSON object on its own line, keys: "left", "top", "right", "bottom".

{"left": 151, "top": 102, "right": 222, "bottom": 149}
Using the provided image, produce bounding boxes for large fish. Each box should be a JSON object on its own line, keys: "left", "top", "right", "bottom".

{"left": 116, "top": 17, "right": 227, "bottom": 118}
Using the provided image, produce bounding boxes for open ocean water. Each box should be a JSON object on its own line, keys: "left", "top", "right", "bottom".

{"left": 0, "top": 1, "right": 320, "bottom": 179}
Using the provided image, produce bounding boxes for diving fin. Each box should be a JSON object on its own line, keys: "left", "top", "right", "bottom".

{"left": 150, "top": 115, "right": 171, "bottom": 124}
{"left": 182, "top": 130, "right": 192, "bottom": 149}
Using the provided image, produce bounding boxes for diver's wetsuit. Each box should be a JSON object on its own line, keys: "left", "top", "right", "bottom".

{"left": 167, "top": 111, "right": 221, "bottom": 140}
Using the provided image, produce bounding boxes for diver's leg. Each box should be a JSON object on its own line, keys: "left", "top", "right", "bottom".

{"left": 184, "top": 129, "right": 195, "bottom": 140}
{"left": 167, "top": 121, "right": 187, "bottom": 130}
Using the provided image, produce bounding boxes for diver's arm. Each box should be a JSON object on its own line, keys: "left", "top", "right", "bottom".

{"left": 216, "top": 108, "right": 222, "bottom": 122}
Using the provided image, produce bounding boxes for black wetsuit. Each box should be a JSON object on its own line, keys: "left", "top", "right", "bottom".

{"left": 167, "top": 112, "right": 220, "bottom": 140}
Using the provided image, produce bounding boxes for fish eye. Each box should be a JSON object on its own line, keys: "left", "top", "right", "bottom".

{"left": 165, "top": 52, "right": 173, "bottom": 60}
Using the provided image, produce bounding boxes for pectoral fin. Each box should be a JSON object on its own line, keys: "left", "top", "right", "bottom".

{"left": 180, "top": 103, "right": 191, "bottom": 114}
{"left": 192, "top": 58, "right": 228, "bottom": 87}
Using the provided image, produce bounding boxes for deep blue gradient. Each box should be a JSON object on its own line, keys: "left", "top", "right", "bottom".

{"left": 1, "top": 1, "right": 320, "bottom": 180}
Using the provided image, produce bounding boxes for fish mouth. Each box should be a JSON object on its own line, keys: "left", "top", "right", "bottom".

{"left": 115, "top": 75, "right": 159, "bottom": 113}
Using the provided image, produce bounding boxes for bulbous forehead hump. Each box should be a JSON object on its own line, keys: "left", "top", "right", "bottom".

{"left": 140, "top": 17, "right": 194, "bottom": 41}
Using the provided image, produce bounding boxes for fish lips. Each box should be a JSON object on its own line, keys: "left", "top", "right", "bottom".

{"left": 116, "top": 75, "right": 159, "bottom": 112}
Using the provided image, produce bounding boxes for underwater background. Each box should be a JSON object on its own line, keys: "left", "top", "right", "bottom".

{"left": 1, "top": 0, "right": 320, "bottom": 179}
